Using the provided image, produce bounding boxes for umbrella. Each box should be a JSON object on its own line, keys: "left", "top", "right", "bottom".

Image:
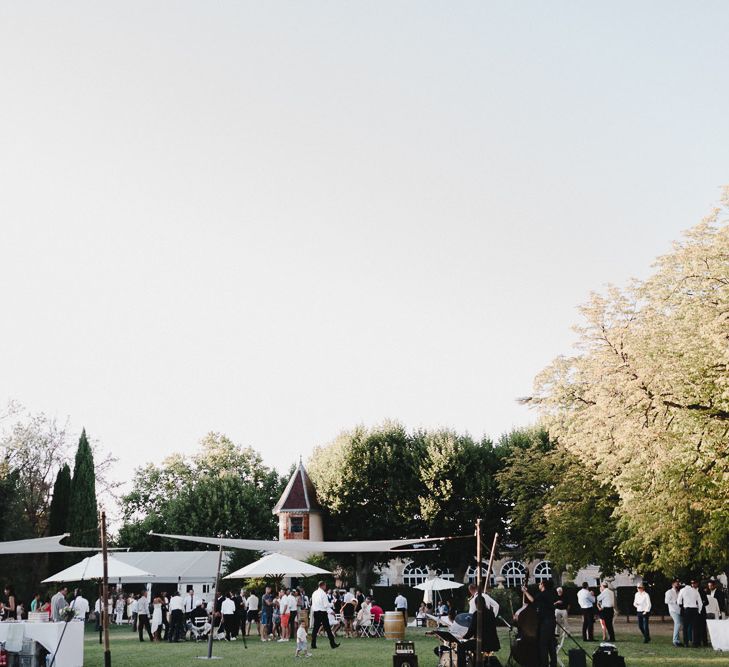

{"left": 43, "top": 553, "right": 154, "bottom": 583}
{"left": 224, "top": 552, "right": 330, "bottom": 579}
{"left": 414, "top": 576, "right": 463, "bottom": 605}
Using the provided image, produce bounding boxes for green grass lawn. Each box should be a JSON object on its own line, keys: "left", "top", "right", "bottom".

{"left": 82, "top": 618, "right": 727, "bottom": 667}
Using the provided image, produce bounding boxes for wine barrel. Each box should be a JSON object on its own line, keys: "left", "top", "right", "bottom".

{"left": 384, "top": 611, "right": 405, "bottom": 640}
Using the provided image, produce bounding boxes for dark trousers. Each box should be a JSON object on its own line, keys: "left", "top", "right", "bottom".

{"left": 637, "top": 612, "right": 650, "bottom": 641}
{"left": 683, "top": 607, "right": 698, "bottom": 646}
{"left": 223, "top": 614, "right": 236, "bottom": 640}
{"left": 131, "top": 612, "right": 138, "bottom": 632}
{"left": 601, "top": 607, "right": 615, "bottom": 641}
{"left": 538, "top": 619, "right": 557, "bottom": 667}
{"left": 138, "top": 614, "right": 153, "bottom": 641}
{"left": 311, "top": 610, "right": 337, "bottom": 648}
{"left": 169, "top": 609, "right": 185, "bottom": 642}
{"left": 581, "top": 608, "right": 594, "bottom": 640}
{"left": 289, "top": 610, "right": 298, "bottom": 637}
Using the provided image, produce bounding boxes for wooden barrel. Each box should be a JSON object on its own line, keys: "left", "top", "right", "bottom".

{"left": 299, "top": 609, "right": 309, "bottom": 629}
{"left": 384, "top": 611, "right": 405, "bottom": 640}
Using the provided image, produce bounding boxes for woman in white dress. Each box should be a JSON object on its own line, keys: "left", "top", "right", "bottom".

{"left": 115, "top": 596, "right": 125, "bottom": 625}
{"left": 151, "top": 597, "right": 164, "bottom": 641}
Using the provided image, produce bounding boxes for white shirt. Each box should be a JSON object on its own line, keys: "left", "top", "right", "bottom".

{"left": 577, "top": 588, "right": 595, "bottom": 609}
{"left": 221, "top": 598, "right": 235, "bottom": 615}
{"left": 297, "top": 626, "right": 307, "bottom": 643}
{"left": 311, "top": 588, "right": 330, "bottom": 613}
{"left": 633, "top": 590, "right": 652, "bottom": 613}
{"left": 247, "top": 594, "right": 259, "bottom": 611}
{"left": 597, "top": 588, "right": 615, "bottom": 608}
{"left": 394, "top": 594, "right": 407, "bottom": 610}
{"left": 677, "top": 586, "right": 703, "bottom": 611}
{"left": 169, "top": 595, "right": 185, "bottom": 612}
{"left": 344, "top": 592, "right": 355, "bottom": 604}
{"left": 279, "top": 595, "right": 290, "bottom": 614}
{"left": 468, "top": 593, "right": 500, "bottom": 617}
{"left": 287, "top": 595, "right": 298, "bottom": 613}
{"left": 664, "top": 587, "right": 681, "bottom": 615}
{"left": 137, "top": 597, "right": 150, "bottom": 616}
{"left": 131, "top": 599, "right": 139, "bottom": 614}
{"left": 185, "top": 594, "right": 200, "bottom": 613}
{"left": 71, "top": 596, "right": 89, "bottom": 617}
{"left": 706, "top": 596, "right": 721, "bottom": 617}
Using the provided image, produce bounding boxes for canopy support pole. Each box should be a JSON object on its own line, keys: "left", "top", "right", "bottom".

{"left": 475, "top": 519, "right": 482, "bottom": 667}
{"left": 199, "top": 544, "right": 224, "bottom": 660}
{"left": 101, "top": 511, "right": 111, "bottom": 667}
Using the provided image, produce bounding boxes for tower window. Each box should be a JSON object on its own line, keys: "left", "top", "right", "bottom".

{"left": 290, "top": 516, "right": 304, "bottom": 533}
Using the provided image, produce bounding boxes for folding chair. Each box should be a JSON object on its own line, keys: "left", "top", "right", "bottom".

{"left": 189, "top": 616, "right": 211, "bottom": 642}
{"left": 357, "top": 621, "right": 373, "bottom": 637}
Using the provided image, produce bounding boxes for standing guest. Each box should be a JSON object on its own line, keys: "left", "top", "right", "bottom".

{"left": 220, "top": 593, "right": 237, "bottom": 641}
{"left": 3, "top": 586, "right": 16, "bottom": 619}
{"left": 262, "top": 586, "right": 274, "bottom": 641}
{"left": 697, "top": 583, "right": 710, "bottom": 647}
{"left": 51, "top": 586, "right": 68, "bottom": 622}
{"left": 160, "top": 592, "right": 170, "bottom": 640}
{"left": 554, "top": 587, "right": 569, "bottom": 640}
{"left": 278, "top": 589, "right": 291, "bottom": 642}
{"left": 310, "top": 581, "right": 340, "bottom": 650}
{"left": 15, "top": 602, "right": 25, "bottom": 621}
{"left": 71, "top": 589, "right": 90, "bottom": 622}
{"left": 130, "top": 595, "right": 139, "bottom": 632}
{"left": 114, "top": 595, "right": 125, "bottom": 624}
{"left": 184, "top": 589, "right": 199, "bottom": 622}
{"left": 523, "top": 581, "right": 557, "bottom": 667}
{"left": 341, "top": 595, "right": 357, "bottom": 638}
{"left": 30, "top": 593, "right": 42, "bottom": 612}
{"left": 272, "top": 593, "right": 282, "bottom": 640}
{"left": 355, "top": 590, "right": 365, "bottom": 611}
{"left": 299, "top": 587, "right": 310, "bottom": 612}
{"left": 137, "top": 590, "right": 154, "bottom": 641}
{"left": 233, "top": 589, "right": 244, "bottom": 638}
{"left": 246, "top": 590, "right": 260, "bottom": 637}
{"left": 168, "top": 590, "right": 185, "bottom": 642}
{"left": 394, "top": 591, "right": 408, "bottom": 624}
{"left": 288, "top": 589, "right": 300, "bottom": 640}
{"left": 151, "top": 597, "right": 163, "bottom": 641}
{"left": 707, "top": 580, "right": 726, "bottom": 619}
{"left": 678, "top": 579, "right": 703, "bottom": 647}
{"left": 665, "top": 579, "right": 683, "bottom": 647}
{"left": 577, "top": 582, "right": 596, "bottom": 641}
{"left": 633, "top": 583, "right": 651, "bottom": 644}
{"left": 596, "top": 582, "right": 616, "bottom": 642}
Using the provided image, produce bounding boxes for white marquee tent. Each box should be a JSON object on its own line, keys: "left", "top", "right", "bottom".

{"left": 112, "top": 551, "right": 225, "bottom": 584}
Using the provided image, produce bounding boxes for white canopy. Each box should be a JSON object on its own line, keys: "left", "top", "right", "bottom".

{"left": 0, "top": 534, "right": 94, "bottom": 554}
{"left": 112, "top": 551, "right": 224, "bottom": 584}
{"left": 43, "top": 554, "right": 153, "bottom": 583}
{"left": 414, "top": 577, "right": 464, "bottom": 592}
{"left": 224, "top": 552, "right": 330, "bottom": 579}
{"left": 153, "top": 533, "right": 441, "bottom": 553}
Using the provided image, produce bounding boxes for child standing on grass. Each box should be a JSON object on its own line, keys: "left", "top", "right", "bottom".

{"left": 295, "top": 620, "right": 312, "bottom": 658}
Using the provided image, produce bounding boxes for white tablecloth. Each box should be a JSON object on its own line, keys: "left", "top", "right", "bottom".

{"left": 0, "top": 621, "right": 84, "bottom": 667}
{"left": 707, "top": 619, "right": 729, "bottom": 651}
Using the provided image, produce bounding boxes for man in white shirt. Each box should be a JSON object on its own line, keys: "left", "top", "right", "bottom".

{"left": 310, "top": 582, "right": 339, "bottom": 650}
{"left": 51, "top": 586, "right": 68, "bottom": 623}
{"left": 677, "top": 579, "right": 703, "bottom": 647}
{"left": 633, "top": 583, "right": 652, "bottom": 643}
{"left": 184, "top": 589, "right": 200, "bottom": 620}
{"left": 245, "top": 591, "right": 259, "bottom": 636}
{"left": 664, "top": 579, "right": 683, "bottom": 647}
{"left": 576, "top": 582, "right": 595, "bottom": 641}
{"left": 596, "top": 582, "right": 615, "bottom": 642}
{"left": 220, "top": 593, "right": 236, "bottom": 641}
{"left": 136, "top": 591, "right": 153, "bottom": 642}
{"left": 70, "top": 590, "right": 90, "bottom": 622}
{"left": 467, "top": 583, "right": 500, "bottom": 618}
{"left": 394, "top": 593, "right": 408, "bottom": 624}
{"left": 168, "top": 590, "right": 185, "bottom": 642}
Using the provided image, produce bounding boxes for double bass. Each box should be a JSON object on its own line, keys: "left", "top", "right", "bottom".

{"left": 510, "top": 587, "right": 539, "bottom": 667}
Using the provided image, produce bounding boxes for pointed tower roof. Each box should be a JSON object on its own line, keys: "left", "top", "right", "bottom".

{"left": 273, "top": 460, "right": 323, "bottom": 514}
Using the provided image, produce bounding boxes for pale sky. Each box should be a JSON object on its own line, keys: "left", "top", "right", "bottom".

{"left": 1, "top": 1, "right": 728, "bottom": 495}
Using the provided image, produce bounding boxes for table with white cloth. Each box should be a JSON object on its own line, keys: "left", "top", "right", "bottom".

{"left": 0, "top": 621, "right": 84, "bottom": 666}
{"left": 707, "top": 619, "right": 729, "bottom": 651}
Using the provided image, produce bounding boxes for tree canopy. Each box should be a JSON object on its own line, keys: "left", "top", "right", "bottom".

{"left": 68, "top": 429, "right": 99, "bottom": 547}
{"left": 528, "top": 193, "right": 729, "bottom": 574}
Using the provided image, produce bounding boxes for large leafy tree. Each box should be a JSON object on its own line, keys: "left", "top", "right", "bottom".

{"left": 528, "top": 192, "right": 729, "bottom": 573}
{"left": 68, "top": 429, "right": 99, "bottom": 547}
{"left": 497, "top": 428, "right": 623, "bottom": 576}
{"left": 118, "top": 433, "right": 284, "bottom": 557}
{"left": 307, "top": 421, "right": 427, "bottom": 586}
{"left": 415, "top": 429, "right": 506, "bottom": 582}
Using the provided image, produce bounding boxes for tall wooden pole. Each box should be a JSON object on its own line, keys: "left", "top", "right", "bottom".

{"left": 101, "top": 511, "right": 111, "bottom": 667}
{"left": 475, "top": 519, "right": 483, "bottom": 667}
{"left": 203, "top": 544, "right": 224, "bottom": 660}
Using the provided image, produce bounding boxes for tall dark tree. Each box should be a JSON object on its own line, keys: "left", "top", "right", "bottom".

{"left": 68, "top": 429, "right": 99, "bottom": 547}
{"left": 48, "top": 463, "right": 72, "bottom": 573}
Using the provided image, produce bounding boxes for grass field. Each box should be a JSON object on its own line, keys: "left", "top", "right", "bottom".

{"left": 82, "top": 617, "right": 728, "bottom": 667}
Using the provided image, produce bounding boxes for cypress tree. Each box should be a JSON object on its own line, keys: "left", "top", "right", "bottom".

{"left": 68, "top": 429, "right": 99, "bottom": 547}
{"left": 48, "top": 463, "right": 72, "bottom": 573}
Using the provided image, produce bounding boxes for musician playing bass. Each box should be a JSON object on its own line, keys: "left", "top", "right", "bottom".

{"left": 521, "top": 581, "right": 557, "bottom": 667}
{"left": 458, "top": 594, "right": 500, "bottom": 665}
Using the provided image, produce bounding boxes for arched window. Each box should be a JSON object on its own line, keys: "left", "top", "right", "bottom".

{"left": 435, "top": 568, "right": 454, "bottom": 581}
{"left": 501, "top": 561, "right": 527, "bottom": 588}
{"left": 403, "top": 564, "right": 427, "bottom": 586}
{"left": 465, "top": 566, "right": 494, "bottom": 586}
{"left": 534, "top": 561, "right": 552, "bottom": 583}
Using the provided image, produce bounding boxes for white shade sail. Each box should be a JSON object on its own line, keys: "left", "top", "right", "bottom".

{"left": 224, "top": 552, "right": 330, "bottom": 579}
{"left": 153, "top": 532, "right": 442, "bottom": 553}
{"left": 43, "top": 554, "right": 153, "bottom": 583}
{"left": 414, "top": 577, "right": 464, "bottom": 592}
{"left": 0, "top": 534, "right": 95, "bottom": 554}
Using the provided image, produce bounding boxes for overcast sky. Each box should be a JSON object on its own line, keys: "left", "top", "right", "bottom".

{"left": 1, "top": 1, "right": 728, "bottom": 491}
